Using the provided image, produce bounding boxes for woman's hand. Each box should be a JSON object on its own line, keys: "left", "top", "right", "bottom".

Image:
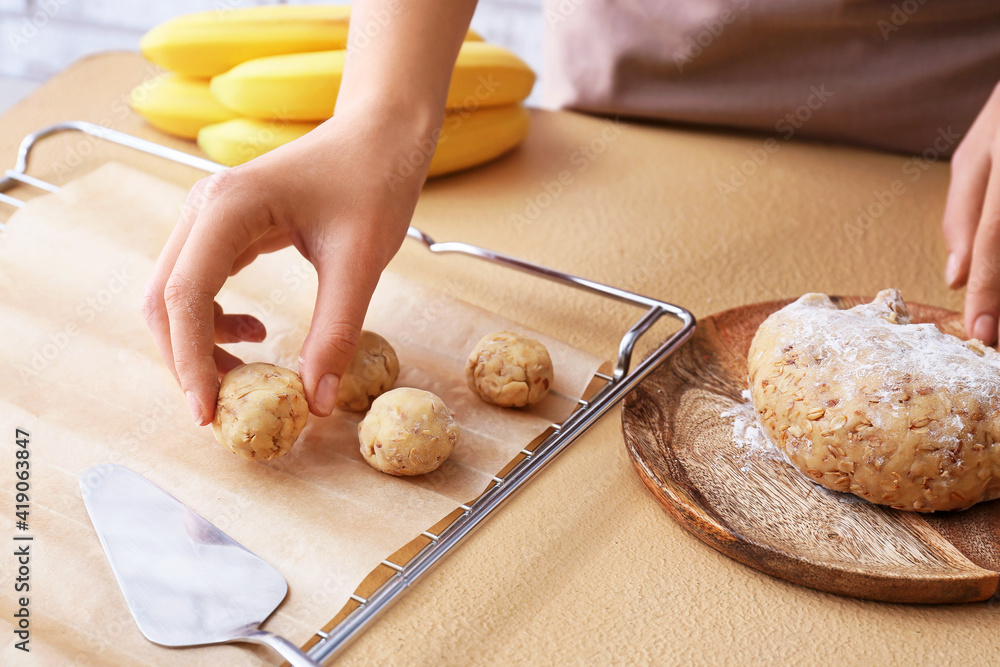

{"left": 943, "top": 83, "right": 1000, "bottom": 344}
{"left": 142, "top": 0, "right": 478, "bottom": 426}
{"left": 141, "top": 107, "right": 428, "bottom": 425}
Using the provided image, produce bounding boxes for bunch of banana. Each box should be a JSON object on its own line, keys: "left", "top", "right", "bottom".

{"left": 130, "top": 5, "right": 532, "bottom": 178}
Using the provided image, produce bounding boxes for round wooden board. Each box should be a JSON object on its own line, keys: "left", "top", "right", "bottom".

{"left": 622, "top": 297, "right": 1000, "bottom": 604}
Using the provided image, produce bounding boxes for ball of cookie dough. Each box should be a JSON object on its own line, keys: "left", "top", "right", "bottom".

{"left": 335, "top": 330, "right": 400, "bottom": 412}
{"left": 212, "top": 362, "right": 309, "bottom": 461}
{"left": 748, "top": 289, "right": 1000, "bottom": 512}
{"left": 358, "top": 387, "right": 460, "bottom": 476}
{"left": 466, "top": 331, "right": 554, "bottom": 407}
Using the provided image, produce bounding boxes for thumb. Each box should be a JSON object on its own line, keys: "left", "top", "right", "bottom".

{"left": 299, "top": 253, "right": 380, "bottom": 417}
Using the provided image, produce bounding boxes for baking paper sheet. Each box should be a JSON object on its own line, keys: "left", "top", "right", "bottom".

{"left": 0, "top": 163, "right": 605, "bottom": 665}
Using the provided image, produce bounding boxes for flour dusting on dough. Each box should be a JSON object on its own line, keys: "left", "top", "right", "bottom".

{"left": 772, "top": 291, "right": 1000, "bottom": 408}
{"left": 721, "top": 391, "right": 788, "bottom": 472}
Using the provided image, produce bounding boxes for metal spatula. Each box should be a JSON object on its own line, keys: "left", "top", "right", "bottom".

{"left": 80, "top": 464, "right": 320, "bottom": 666}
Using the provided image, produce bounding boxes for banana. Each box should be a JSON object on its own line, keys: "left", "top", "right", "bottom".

{"left": 141, "top": 5, "right": 483, "bottom": 78}
{"left": 197, "top": 118, "right": 316, "bottom": 168}
{"left": 141, "top": 6, "right": 352, "bottom": 78}
{"left": 130, "top": 73, "right": 238, "bottom": 139}
{"left": 197, "top": 104, "right": 530, "bottom": 177}
{"left": 427, "top": 104, "right": 531, "bottom": 177}
{"left": 209, "top": 41, "right": 534, "bottom": 121}
{"left": 210, "top": 41, "right": 535, "bottom": 121}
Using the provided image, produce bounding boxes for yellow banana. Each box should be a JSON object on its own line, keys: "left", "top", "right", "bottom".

{"left": 197, "top": 104, "right": 530, "bottom": 178}
{"left": 141, "top": 6, "right": 352, "bottom": 78}
{"left": 210, "top": 41, "right": 535, "bottom": 121}
{"left": 197, "top": 118, "right": 316, "bottom": 168}
{"left": 130, "top": 73, "right": 238, "bottom": 140}
{"left": 427, "top": 104, "right": 531, "bottom": 177}
{"left": 141, "top": 5, "right": 482, "bottom": 78}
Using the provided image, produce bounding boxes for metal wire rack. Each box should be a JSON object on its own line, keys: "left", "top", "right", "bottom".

{"left": 0, "top": 121, "right": 696, "bottom": 663}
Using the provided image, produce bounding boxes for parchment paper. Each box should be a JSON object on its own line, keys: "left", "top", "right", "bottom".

{"left": 0, "top": 163, "right": 604, "bottom": 665}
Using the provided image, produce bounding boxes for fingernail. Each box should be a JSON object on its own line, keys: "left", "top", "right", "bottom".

{"left": 315, "top": 373, "right": 339, "bottom": 416}
{"left": 945, "top": 254, "right": 960, "bottom": 287}
{"left": 186, "top": 391, "right": 205, "bottom": 426}
{"left": 972, "top": 313, "right": 998, "bottom": 344}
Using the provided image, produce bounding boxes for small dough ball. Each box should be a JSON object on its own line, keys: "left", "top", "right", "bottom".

{"left": 466, "top": 331, "right": 553, "bottom": 407}
{"left": 212, "top": 362, "right": 308, "bottom": 461}
{"left": 358, "top": 387, "right": 459, "bottom": 476}
{"left": 335, "top": 330, "right": 399, "bottom": 412}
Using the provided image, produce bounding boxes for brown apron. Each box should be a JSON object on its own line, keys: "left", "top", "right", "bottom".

{"left": 544, "top": 0, "right": 1000, "bottom": 154}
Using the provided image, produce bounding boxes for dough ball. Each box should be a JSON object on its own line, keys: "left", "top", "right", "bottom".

{"left": 748, "top": 289, "right": 1000, "bottom": 512}
{"left": 466, "top": 331, "right": 554, "bottom": 407}
{"left": 358, "top": 387, "right": 459, "bottom": 476}
{"left": 335, "top": 330, "right": 400, "bottom": 412}
{"left": 212, "top": 362, "right": 309, "bottom": 461}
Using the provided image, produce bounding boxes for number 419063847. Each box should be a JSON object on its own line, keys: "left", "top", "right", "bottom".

{"left": 15, "top": 429, "right": 30, "bottom": 527}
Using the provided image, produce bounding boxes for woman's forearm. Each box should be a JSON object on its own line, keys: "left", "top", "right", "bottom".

{"left": 337, "top": 0, "right": 479, "bottom": 135}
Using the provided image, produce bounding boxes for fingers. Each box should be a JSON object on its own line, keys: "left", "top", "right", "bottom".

{"left": 215, "top": 345, "right": 245, "bottom": 379}
{"left": 964, "top": 147, "right": 1000, "bottom": 345}
{"left": 942, "top": 144, "right": 990, "bottom": 288}
{"left": 230, "top": 228, "right": 292, "bottom": 276}
{"left": 163, "top": 193, "right": 256, "bottom": 425}
{"left": 944, "top": 84, "right": 1000, "bottom": 290}
{"left": 144, "top": 171, "right": 273, "bottom": 426}
{"left": 299, "top": 240, "right": 382, "bottom": 417}
{"left": 213, "top": 302, "right": 267, "bottom": 344}
{"left": 141, "top": 180, "right": 208, "bottom": 384}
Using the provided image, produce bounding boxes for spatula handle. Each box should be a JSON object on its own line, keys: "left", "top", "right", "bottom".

{"left": 241, "top": 628, "right": 322, "bottom": 667}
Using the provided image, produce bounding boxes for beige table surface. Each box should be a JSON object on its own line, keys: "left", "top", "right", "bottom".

{"left": 2, "top": 52, "right": 996, "bottom": 665}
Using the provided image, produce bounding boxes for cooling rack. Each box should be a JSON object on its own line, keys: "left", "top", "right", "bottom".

{"left": 0, "top": 121, "right": 696, "bottom": 663}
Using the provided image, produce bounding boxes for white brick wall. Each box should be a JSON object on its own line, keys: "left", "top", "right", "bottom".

{"left": 1, "top": 14, "right": 141, "bottom": 80}
{"left": 0, "top": 0, "right": 544, "bottom": 105}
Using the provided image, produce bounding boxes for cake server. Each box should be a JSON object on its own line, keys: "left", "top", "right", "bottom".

{"left": 80, "top": 463, "right": 320, "bottom": 666}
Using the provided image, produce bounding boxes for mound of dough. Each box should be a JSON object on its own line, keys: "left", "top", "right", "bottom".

{"left": 336, "top": 330, "right": 400, "bottom": 412}
{"left": 748, "top": 289, "right": 1000, "bottom": 512}
{"left": 466, "top": 331, "right": 553, "bottom": 407}
{"left": 358, "top": 387, "right": 460, "bottom": 476}
{"left": 212, "top": 362, "right": 309, "bottom": 461}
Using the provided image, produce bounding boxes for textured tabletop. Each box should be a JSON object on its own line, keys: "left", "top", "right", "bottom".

{"left": 1, "top": 52, "right": 994, "bottom": 666}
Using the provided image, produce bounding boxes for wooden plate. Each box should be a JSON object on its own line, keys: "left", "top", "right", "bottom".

{"left": 622, "top": 297, "right": 1000, "bottom": 604}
